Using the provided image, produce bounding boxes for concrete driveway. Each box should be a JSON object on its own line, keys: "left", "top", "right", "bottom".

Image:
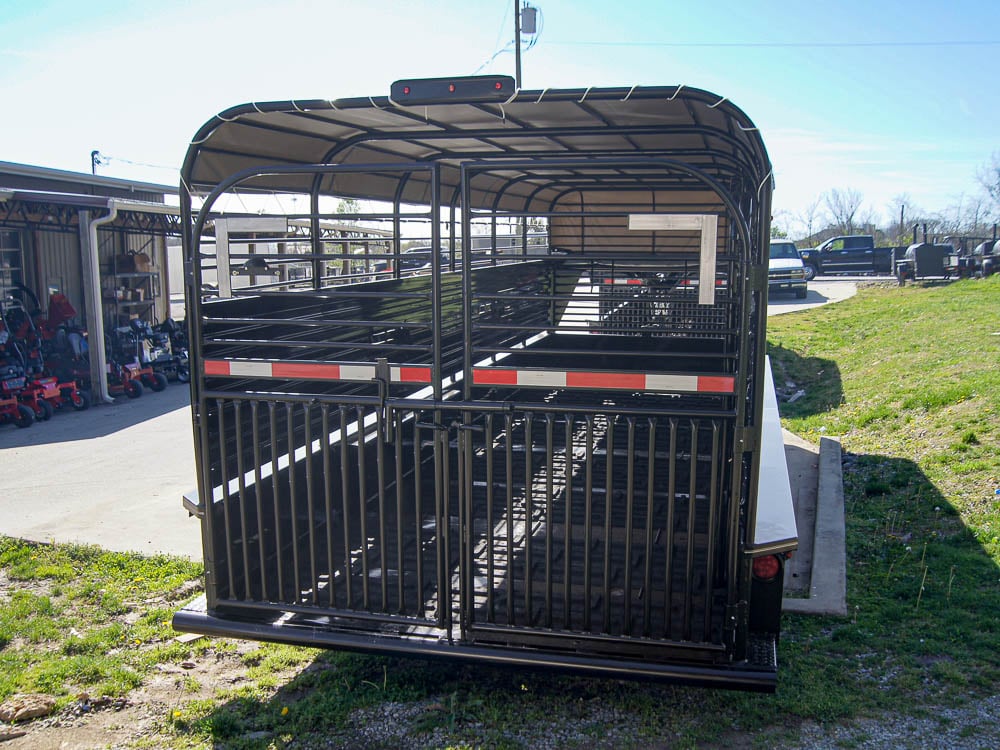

{"left": 0, "top": 384, "right": 203, "bottom": 559}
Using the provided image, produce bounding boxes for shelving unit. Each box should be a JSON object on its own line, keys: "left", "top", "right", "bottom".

{"left": 102, "top": 268, "right": 161, "bottom": 327}
{"left": 0, "top": 233, "right": 24, "bottom": 300}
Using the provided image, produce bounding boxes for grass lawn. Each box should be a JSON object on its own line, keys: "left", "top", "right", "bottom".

{"left": 1, "top": 276, "right": 997, "bottom": 748}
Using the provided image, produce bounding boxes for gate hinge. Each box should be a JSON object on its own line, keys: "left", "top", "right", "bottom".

{"left": 724, "top": 601, "right": 747, "bottom": 631}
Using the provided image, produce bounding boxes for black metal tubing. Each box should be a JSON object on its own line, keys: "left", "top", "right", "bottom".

{"left": 173, "top": 596, "right": 777, "bottom": 692}
{"left": 178, "top": 87, "right": 777, "bottom": 685}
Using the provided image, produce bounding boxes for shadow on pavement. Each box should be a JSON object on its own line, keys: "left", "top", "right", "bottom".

{"left": 0, "top": 382, "right": 191, "bottom": 448}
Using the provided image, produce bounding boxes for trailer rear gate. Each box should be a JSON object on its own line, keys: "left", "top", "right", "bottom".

{"left": 174, "top": 80, "right": 795, "bottom": 690}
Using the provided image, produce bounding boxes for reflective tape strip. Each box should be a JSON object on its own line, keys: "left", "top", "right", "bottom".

{"left": 229, "top": 361, "right": 274, "bottom": 378}
{"left": 392, "top": 366, "right": 432, "bottom": 383}
{"left": 644, "top": 373, "right": 700, "bottom": 392}
{"left": 602, "top": 278, "right": 644, "bottom": 285}
{"left": 566, "top": 371, "right": 645, "bottom": 390}
{"left": 204, "top": 359, "right": 399, "bottom": 382}
{"left": 339, "top": 364, "right": 377, "bottom": 381}
{"left": 697, "top": 375, "right": 736, "bottom": 393}
{"left": 271, "top": 362, "right": 341, "bottom": 379}
{"left": 473, "top": 368, "right": 735, "bottom": 394}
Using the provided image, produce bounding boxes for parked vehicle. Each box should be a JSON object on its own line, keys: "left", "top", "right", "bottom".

{"left": 768, "top": 241, "right": 808, "bottom": 298}
{"left": 970, "top": 240, "right": 998, "bottom": 277}
{"left": 798, "top": 235, "right": 895, "bottom": 279}
{"left": 173, "top": 77, "right": 797, "bottom": 691}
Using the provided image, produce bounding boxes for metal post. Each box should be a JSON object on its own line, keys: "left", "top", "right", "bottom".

{"left": 514, "top": 0, "right": 522, "bottom": 88}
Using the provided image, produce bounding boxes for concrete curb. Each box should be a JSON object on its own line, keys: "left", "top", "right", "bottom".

{"left": 782, "top": 436, "right": 848, "bottom": 616}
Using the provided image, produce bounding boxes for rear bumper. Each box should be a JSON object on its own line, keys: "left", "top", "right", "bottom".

{"left": 173, "top": 595, "right": 778, "bottom": 692}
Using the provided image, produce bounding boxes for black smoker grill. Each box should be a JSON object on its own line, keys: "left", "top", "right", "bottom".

{"left": 173, "top": 77, "right": 797, "bottom": 691}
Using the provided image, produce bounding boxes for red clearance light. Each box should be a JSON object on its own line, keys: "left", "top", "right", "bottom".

{"left": 390, "top": 75, "right": 516, "bottom": 105}
{"left": 752, "top": 555, "right": 781, "bottom": 582}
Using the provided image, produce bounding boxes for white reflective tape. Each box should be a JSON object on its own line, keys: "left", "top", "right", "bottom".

{"left": 340, "top": 364, "right": 376, "bottom": 381}
{"left": 228, "top": 361, "right": 274, "bottom": 377}
{"left": 517, "top": 370, "right": 567, "bottom": 387}
{"left": 644, "top": 374, "right": 699, "bottom": 392}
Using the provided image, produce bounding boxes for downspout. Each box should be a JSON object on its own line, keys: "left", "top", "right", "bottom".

{"left": 81, "top": 201, "right": 119, "bottom": 404}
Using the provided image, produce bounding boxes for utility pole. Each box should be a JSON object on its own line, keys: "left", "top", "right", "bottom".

{"left": 514, "top": 0, "right": 522, "bottom": 88}
{"left": 91, "top": 150, "right": 100, "bottom": 175}
{"left": 513, "top": 1, "right": 538, "bottom": 89}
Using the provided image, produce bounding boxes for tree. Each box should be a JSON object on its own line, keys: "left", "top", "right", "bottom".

{"left": 823, "top": 188, "right": 864, "bottom": 235}
{"left": 796, "top": 196, "right": 825, "bottom": 242}
{"left": 977, "top": 151, "right": 1000, "bottom": 207}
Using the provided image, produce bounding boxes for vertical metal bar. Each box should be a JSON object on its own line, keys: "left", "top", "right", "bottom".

{"left": 544, "top": 414, "right": 554, "bottom": 629}
{"left": 505, "top": 413, "right": 515, "bottom": 626}
{"left": 457, "top": 424, "right": 469, "bottom": 635}
{"left": 624, "top": 417, "right": 636, "bottom": 636}
{"left": 523, "top": 412, "right": 534, "bottom": 626}
{"left": 394, "top": 412, "right": 406, "bottom": 614}
{"left": 485, "top": 413, "right": 496, "bottom": 623}
{"left": 429, "top": 164, "right": 443, "bottom": 401}
{"left": 583, "top": 415, "right": 594, "bottom": 632}
{"left": 269, "top": 403, "right": 284, "bottom": 601}
{"left": 684, "top": 420, "right": 700, "bottom": 641}
{"left": 664, "top": 418, "right": 678, "bottom": 636}
{"left": 643, "top": 418, "right": 657, "bottom": 637}
{"left": 356, "top": 406, "right": 370, "bottom": 610}
{"left": 287, "top": 403, "right": 302, "bottom": 603}
{"left": 704, "top": 422, "right": 721, "bottom": 639}
{"left": 322, "top": 405, "right": 337, "bottom": 608}
{"left": 376, "top": 408, "right": 388, "bottom": 611}
{"left": 218, "top": 401, "right": 236, "bottom": 599}
{"left": 233, "top": 400, "right": 252, "bottom": 601}
{"left": 413, "top": 420, "right": 424, "bottom": 618}
{"left": 563, "top": 416, "right": 574, "bottom": 630}
{"left": 252, "top": 401, "right": 268, "bottom": 602}
{"left": 303, "top": 403, "right": 318, "bottom": 605}
{"left": 602, "top": 416, "right": 614, "bottom": 634}
{"left": 438, "top": 421, "right": 451, "bottom": 634}
{"left": 339, "top": 406, "right": 354, "bottom": 608}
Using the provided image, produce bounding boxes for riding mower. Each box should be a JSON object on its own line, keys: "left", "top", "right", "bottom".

{"left": 1, "top": 291, "right": 90, "bottom": 418}
{"left": 0, "top": 329, "right": 34, "bottom": 429}
{"left": 106, "top": 321, "right": 168, "bottom": 397}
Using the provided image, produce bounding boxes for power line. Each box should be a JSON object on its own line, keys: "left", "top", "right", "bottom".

{"left": 545, "top": 39, "right": 1000, "bottom": 49}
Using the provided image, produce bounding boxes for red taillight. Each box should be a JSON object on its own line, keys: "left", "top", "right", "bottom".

{"left": 402, "top": 86, "right": 411, "bottom": 95}
{"left": 449, "top": 83, "right": 456, "bottom": 93}
{"left": 494, "top": 81, "right": 503, "bottom": 90}
{"left": 752, "top": 555, "right": 781, "bottom": 581}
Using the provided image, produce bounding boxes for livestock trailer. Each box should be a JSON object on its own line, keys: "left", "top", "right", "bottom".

{"left": 173, "top": 76, "right": 797, "bottom": 691}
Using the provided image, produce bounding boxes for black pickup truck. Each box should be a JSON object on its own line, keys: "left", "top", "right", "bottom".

{"left": 798, "top": 235, "right": 895, "bottom": 280}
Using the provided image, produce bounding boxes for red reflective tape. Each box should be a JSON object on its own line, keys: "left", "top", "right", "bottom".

{"left": 473, "top": 368, "right": 518, "bottom": 385}
{"left": 398, "top": 367, "right": 432, "bottom": 383}
{"left": 271, "top": 362, "right": 342, "bottom": 380}
{"left": 203, "top": 360, "right": 230, "bottom": 376}
{"left": 698, "top": 376, "right": 735, "bottom": 393}
{"left": 627, "top": 278, "right": 643, "bottom": 285}
{"left": 567, "top": 371, "right": 645, "bottom": 389}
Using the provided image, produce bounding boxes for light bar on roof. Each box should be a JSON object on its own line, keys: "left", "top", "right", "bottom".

{"left": 390, "top": 75, "right": 515, "bottom": 105}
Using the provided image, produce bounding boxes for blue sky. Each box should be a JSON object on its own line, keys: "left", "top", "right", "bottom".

{"left": 2, "top": 0, "right": 997, "bottom": 236}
